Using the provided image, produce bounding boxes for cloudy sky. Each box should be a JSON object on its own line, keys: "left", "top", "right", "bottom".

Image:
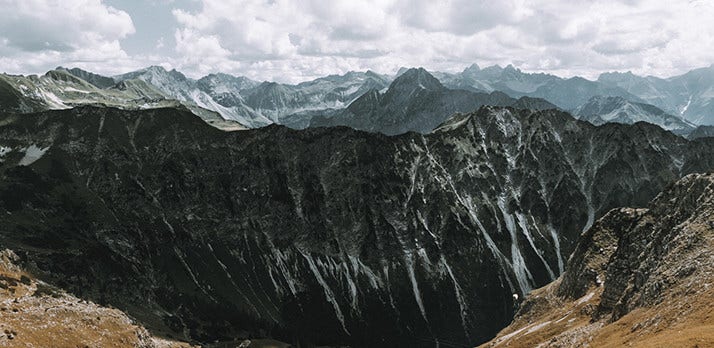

{"left": 1, "top": 0, "right": 713, "bottom": 83}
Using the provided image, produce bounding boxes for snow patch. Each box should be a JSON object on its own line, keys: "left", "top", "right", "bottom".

{"left": 0, "top": 146, "right": 11, "bottom": 161}
{"left": 302, "top": 252, "right": 350, "bottom": 334}
{"left": 63, "top": 87, "right": 91, "bottom": 94}
{"left": 498, "top": 196, "right": 534, "bottom": 293}
{"left": 18, "top": 145, "right": 49, "bottom": 166}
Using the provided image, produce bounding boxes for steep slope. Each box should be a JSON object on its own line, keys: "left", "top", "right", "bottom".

{"left": 0, "top": 249, "right": 193, "bottom": 348}
{"left": 481, "top": 173, "right": 714, "bottom": 347}
{"left": 309, "top": 68, "right": 556, "bottom": 135}
{"left": 574, "top": 96, "right": 695, "bottom": 133}
{"left": 599, "top": 66, "right": 714, "bottom": 125}
{"left": 1, "top": 106, "right": 713, "bottom": 347}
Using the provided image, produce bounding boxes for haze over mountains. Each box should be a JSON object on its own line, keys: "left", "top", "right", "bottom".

{"left": 3, "top": 63, "right": 714, "bottom": 136}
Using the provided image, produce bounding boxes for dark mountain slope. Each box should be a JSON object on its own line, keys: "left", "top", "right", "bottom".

{"left": 1, "top": 106, "right": 713, "bottom": 347}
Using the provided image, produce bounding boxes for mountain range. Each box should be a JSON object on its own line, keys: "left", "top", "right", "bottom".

{"left": 309, "top": 68, "right": 557, "bottom": 135}
{"left": 574, "top": 96, "right": 695, "bottom": 133}
{"left": 2, "top": 64, "right": 714, "bottom": 137}
{"left": 2, "top": 105, "right": 713, "bottom": 347}
{"left": 598, "top": 66, "right": 714, "bottom": 125}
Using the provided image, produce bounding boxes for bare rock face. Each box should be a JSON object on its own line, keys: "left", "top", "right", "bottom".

{"left": 482, "top": 173, "right": 714, "bottom": 347}
{"left": 1, "top": 106, "right": 714, "bottom": 347}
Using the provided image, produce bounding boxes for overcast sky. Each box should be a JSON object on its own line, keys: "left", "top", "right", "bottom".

{"left": 1, "top": 0, "right": 713, "bottom": 83}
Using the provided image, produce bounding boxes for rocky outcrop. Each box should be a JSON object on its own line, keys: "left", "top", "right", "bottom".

{"left": 1, "top": 106, "right": 713, "bottom": 347}
{"left": 481, "top": 173, "right": 714, "bottom": 347}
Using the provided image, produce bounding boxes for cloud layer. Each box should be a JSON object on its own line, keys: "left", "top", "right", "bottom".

{"left": 2, "top": 0, "right": 714, "bottom": 82}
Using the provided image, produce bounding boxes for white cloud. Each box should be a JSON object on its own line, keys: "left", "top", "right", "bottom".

{"left": 163, "top": 0, "right": 714, "bottom": 82}
{"left": 0, "top": 0, "right": 137, "bottom": 75}
{"left": 2, "top": 0, "right": 714, "bottom": 82}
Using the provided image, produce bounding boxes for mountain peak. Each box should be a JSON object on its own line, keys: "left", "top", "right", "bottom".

{"left": 144, "top": 65, "right": 168, "bottom": 73}
{"left": 388, "top": 67, "right": 443, "bottom": 92}
{"left": 463, "top": 63, "right": 481, "bottom": 74}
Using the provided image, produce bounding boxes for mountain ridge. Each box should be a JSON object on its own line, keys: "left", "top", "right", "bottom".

{"left": 2, "top": 105, "right": 713, "bottom": 346}
{"left": 574, "top": 95, "right": 694, "bottom": 133}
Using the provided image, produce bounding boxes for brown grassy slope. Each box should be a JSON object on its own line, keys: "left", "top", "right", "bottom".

{"left": 0, "top": 249, "right": 195, "bottom": 348}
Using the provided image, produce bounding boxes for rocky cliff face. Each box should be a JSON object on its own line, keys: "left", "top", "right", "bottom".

{"left": 1, "top": 106, "right": 713, "bottom": 347}
{"left": 481, "top": 173, "right": 714, "bottom": 347}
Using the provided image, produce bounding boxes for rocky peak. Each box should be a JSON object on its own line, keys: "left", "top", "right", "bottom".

{"left": 43, "top": 69, "right": 89, "bottom": 85}
{"left": 346, "top": 88, "right": 382, "bottom": 114}
{"left": 462, "top": 63, "right": 481, "bottom": 76}
{"left": 476, "top": 64, "right": 505, "bottom": 79}
{"left": 57, "top": 67, "right": 116, "bottom": 89}
{"left": 386, "top": 67, "right": 444, "bottom": 93}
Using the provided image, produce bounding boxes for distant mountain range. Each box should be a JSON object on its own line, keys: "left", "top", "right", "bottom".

{"left": 598, "top": 66, "right": 714, "bottom": 125}
{"left": 574, "top": 96, "right": 695, "bottom": 133}
{"left": 2, "top": 64, "right": 714, "bottom": 135}
{"left": 309, "top": 68, "right": 557, "bottom": 135}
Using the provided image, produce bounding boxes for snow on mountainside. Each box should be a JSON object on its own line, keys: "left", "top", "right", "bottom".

{"left": 574, "top": 96, "right": 695, "bottom": 133}
{"left": 113, "top": 66, "right": 391, "bottom": 128}
{"left": 0, "top": 68, "right": 249, "bottom": 131}
{"left": 241, "top": 70, "right": 391, "bottom": 124}
{"left": 114, "top": 66, "right": 270, "bottom": 128}
{"left": 0, "top": 65, "right": 391, "bottom": 131}
{"left": 0, "top": 69, "right": 176, "bottom": 112}
{"left": 4, "top": 64, "right": 714, "bottom": 132}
